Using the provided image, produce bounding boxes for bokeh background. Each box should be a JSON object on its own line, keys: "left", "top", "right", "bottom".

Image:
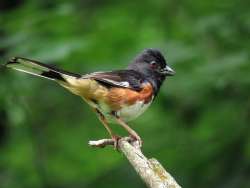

{"left": 0, "top": 0, "right": 250, "bottom": 187}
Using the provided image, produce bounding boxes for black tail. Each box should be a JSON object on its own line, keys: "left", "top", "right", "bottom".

{"left": 5, "top": 57, "right": 81, "bottom": 82}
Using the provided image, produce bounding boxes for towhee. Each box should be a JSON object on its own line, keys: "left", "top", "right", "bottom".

{"left": 5, "top": 49, "right": 175, "bottom": 148}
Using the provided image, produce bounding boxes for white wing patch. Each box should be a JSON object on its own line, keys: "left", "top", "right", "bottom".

{"left": 82, "top": 72, "right": 131, "bottom": 88}
{"left": 100, "top": 78, "right": 130, "bottom": 87}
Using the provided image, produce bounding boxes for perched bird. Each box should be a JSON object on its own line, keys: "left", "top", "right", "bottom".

{"left": 5, "top": 49, "right": 175, "bottom": 148}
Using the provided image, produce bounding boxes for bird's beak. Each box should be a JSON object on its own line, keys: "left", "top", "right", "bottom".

{"left": 160, "top": 65, "right": 175, "bottom": 76}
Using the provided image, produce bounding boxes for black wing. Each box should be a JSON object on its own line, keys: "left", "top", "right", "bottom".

{"left": 82, "top": 70, "right": 145, "bottom": 91}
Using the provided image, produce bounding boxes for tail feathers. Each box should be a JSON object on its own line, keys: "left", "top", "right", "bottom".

{"left": 5, "top": 57, "right": 81, "bottom": 82}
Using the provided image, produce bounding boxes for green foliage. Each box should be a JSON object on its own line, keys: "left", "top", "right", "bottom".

{"left": 0, "top": 0, "right": 249, "bottom": 187}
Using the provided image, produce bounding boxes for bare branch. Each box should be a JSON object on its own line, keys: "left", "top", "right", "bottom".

{"left": 89, "top": 137, "right": 182, "bottom": 188}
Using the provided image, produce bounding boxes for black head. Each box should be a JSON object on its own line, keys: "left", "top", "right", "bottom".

{"left": 127, "top": 49, "right": 175, "bottom": 93}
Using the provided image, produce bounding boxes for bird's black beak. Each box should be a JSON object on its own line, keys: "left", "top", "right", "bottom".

{"left": 160, "top": 65, "right": 175, "bottom": 76}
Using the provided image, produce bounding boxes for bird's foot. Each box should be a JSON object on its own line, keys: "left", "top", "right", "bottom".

{"left": 112, "top": 135, "right": 122, "bottom": 150}
{"left": 129, "top": 134, "right": 143, "bottom": 148}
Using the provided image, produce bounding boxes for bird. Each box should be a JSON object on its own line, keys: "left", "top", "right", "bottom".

{"left": 4, "top": 49, "right": 175, "bottom": 148}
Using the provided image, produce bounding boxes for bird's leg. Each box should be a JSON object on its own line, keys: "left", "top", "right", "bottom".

{"left": 112, "top": 113, "right": 142, "bottom": 147}
{"left": 94, "top": 109, "right": 121, "bottom": 149}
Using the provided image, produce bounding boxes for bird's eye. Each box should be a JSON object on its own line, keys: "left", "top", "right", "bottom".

{"left": 150, "top": 61, "right": 158, "bottom": 69}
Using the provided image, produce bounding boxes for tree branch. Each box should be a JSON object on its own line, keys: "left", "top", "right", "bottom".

{"left": 89, "top": 137, "right": 182, "bottom": 188}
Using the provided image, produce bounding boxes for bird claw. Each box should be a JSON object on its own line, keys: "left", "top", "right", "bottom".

{"left": 112, "top": 135, "right": 122, "bottom": 150}
{"left": 112, "top": 134, "right": 143, "bottom": 149}
{"left": 129, "top": 134, "right": 143, "bottom": 148}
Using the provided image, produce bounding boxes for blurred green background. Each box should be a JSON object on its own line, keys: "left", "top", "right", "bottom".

{"left": 0, "top": 0, "right": 249, "bottom": 187}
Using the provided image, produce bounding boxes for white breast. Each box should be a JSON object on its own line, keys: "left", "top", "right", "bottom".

{"left": 116, "top": 100, "right": 152, "bottom": 122}
{"left": 94, "top": 98, "right": 153, "bottom": 123}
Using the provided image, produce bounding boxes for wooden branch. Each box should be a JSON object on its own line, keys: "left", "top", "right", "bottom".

{"left": 89, "top": 137, "right": 182, "bottom": 188}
